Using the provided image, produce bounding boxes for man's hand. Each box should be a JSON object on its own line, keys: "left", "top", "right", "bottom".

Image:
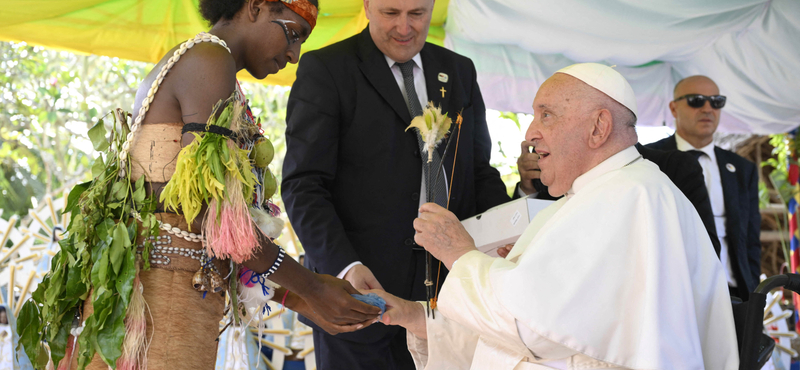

{"left": 344, "top": 264, "right": 385, "bottom": 291}
{"left": 496, "top": 244, "right": 514, "bottom": 258}
{"left": 284, "top": 289, "right": 377, "bottom": 335}
{"left": 367, "top": 289, "right": 428, "bottom": 340}
{"left": 518, "top": 140, "right": 541, "bottom": 195}
{"left": 301, "top": 274, "right": 382, "bottom": 327}
{"left": 413, "top": 203, "right": 477, "bottom": 270}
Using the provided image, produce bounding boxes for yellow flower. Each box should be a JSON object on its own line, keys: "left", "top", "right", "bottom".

{"left": 405, "top": 102, "right": 452, "bottom": 163}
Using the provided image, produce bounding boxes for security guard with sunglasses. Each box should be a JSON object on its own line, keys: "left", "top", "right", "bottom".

{"left": 647, "top": 75, "right": 761, "bottom": 299}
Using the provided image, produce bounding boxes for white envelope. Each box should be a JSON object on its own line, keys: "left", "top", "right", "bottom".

{"left": 461, "top": 197, "right": 554, "bottom": 257}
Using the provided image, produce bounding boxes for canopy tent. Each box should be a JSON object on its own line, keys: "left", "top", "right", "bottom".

{"left": 445, "top": 0, "right": 800, "bottom": 134}
{"left": 1, "top": 0, "right": 798, "bottom": 133}
{"left": 0, "top": 0, "right": 449, "bottom": 86}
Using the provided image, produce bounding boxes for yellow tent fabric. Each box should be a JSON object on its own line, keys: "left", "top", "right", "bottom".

{"left": 0, "top": 0, "right": 449, "bottom": 86}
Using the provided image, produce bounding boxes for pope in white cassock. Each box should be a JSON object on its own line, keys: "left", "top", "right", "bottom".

{"left": 369, "top": 63, "right": 739, "bottom": 370}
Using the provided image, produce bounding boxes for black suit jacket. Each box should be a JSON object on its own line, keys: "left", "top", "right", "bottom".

{"left": 647, "top": 135, "right": 761, "bottom": 298}
{"left": 282, "top": 27, "right": 510, "bottom": 342}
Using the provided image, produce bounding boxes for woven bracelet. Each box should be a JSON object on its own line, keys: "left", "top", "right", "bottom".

{"left": 262, "top": 246, "right": 285, "bottom": 278}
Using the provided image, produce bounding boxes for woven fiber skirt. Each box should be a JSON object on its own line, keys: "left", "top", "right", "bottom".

{"left": 68, "top": 213, "right": 229, "bottom": 370}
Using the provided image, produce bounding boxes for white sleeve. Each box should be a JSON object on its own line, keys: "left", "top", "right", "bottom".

{"left": 516, "top": 320, "right": 579, "bottom": 360}
{"left": 336, "top": 261, "right": 363, "bottom": 279}
{"left": 436, "top": 251, "right": 533, "bottom": 357}
{"left": 407, "top": 302, "right": 480, "bottom": 370}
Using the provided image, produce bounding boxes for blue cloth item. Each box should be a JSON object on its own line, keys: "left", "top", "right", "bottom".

{"left": 351, "top": 293, "right": 386, "bottom": 319}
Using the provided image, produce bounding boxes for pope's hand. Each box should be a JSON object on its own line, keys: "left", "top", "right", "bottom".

{"left": 518, "top": 140, "right": 541, "bottom": 195}
{"left": 496, "top": 244, "right": 514, "bottom": 258}
{"left": 413, "top": 203, "right": 477, "bottom": 269}
{"left": 344, "top": 264, "right": 385, "bottom": 291}
{"left": 366, "top": 289, "right": 427, "bottom": 340}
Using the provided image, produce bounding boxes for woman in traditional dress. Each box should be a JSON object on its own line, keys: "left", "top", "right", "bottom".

{"left": 71, "top": 0, "right": 380, "bottom": 368}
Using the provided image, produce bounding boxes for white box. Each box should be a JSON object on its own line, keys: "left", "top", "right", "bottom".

{"left": 461, "top": 197, "right": 554, "bottom": 257}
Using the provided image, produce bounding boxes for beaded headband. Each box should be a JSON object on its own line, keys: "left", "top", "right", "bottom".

{"left": 268, "top": 0, "right": 318, "bottom": 31}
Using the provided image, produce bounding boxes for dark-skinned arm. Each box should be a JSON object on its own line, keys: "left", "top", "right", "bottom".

{"left": 244, "top": 232, "right": 380, "bottom": 326}
{"left": 274, "top": 287, "right": 375, "bottom": 335}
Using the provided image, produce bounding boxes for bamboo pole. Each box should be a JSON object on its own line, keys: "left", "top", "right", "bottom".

{"left": 776, "top": 342, "right": 798, "bottom": 357}
{"left": 0, "top": 215, "right": 17, "bottom": 249}
{"left": 27, "top": 232, "right": 50, "bottom": 244}
{"left": 14, "top": 270, "right": 36, "bottom": 317}
{"left": 248, "top": 327, "right": 291, "bottom": 335}
{"left": 285, "top": 220, "right": 301, "bottom": 257}
{"left": 259, "top": 353, "right": 277, "bottom": 370}
{"left": 28, "top": 211, "right": 51, "bottom": 236}
{"left": 764, "top": 310, "right": 792, "bottom": 326}
{"left": 13, "top": 253, "right": 39, "bottom": 264}
{"left": 7, "top": 264, "right": 16, "bottom": 313}
{"left": 297, "top": 345, "right": 314, "bottom": 358}
{"left": 0, "top": 235, "right": 30, "bottom": 265}
{"left": 62, "top": 189, "right": 70, "bottom": 228}
{"left": 46, "top": 196, "right": 58, "bottom": 229}
{"left": 258, "top": 337, "right": 292, "bottom": 355}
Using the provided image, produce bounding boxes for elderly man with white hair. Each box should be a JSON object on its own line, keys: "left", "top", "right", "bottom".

{"left": 370, "top": 63, "right": 739, "bottom": 369}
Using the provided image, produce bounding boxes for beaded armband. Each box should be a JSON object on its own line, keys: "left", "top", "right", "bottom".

{"left": 264, "top": 246, "right": 285, "bottom": 278}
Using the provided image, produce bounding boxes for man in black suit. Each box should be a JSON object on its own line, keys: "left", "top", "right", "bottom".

{"left": 281, "top": 0, "right": 510, "bottom": 368}
{"left": 647, "top": 75, "right": 761, "bottom": 299}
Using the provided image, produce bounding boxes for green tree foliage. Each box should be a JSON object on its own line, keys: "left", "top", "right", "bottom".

{"left": 0, "top": 41, "right": 148, "bottom": 220}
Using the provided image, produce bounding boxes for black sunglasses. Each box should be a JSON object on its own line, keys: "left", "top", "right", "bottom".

{"left": 673, "top": 94, "right": 726, "bottom": 109}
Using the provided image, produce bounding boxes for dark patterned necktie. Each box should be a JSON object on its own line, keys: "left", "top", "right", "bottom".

{"left": 397, "top": 60, "right": 448, "bottom": 207}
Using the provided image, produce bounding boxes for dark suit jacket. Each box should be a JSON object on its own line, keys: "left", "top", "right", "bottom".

{"left": 647, "top": 135, "right": 761, "bottom": 298}
{"left": 282, "top": 27, "right": 510, "bottom": 342}
{"left": 529, "top": 144, "right": 721, "bottom": 255}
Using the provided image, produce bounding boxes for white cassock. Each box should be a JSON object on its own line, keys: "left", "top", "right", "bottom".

{"left": 408, "top": 146, "right": 739, "bottom": 370}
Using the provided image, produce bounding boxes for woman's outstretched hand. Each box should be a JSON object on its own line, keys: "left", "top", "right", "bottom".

{"left": 296, "top": 274, "right": 381, "bottom": 333}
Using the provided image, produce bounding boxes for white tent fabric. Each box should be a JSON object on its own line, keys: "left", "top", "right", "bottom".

{"left": 444, "top": 0, "right": 800, "bottom": 134}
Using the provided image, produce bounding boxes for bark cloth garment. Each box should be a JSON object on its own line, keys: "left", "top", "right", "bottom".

{"left": 72, "top": 123, "right": 230, "bottom": 370}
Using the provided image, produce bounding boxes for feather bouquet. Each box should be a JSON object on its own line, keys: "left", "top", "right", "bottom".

{"left": 405, "top": 102, "right": 456, "bottom": 317}
{"left": 406, "top": 103, "right": 452, "bottom": 163}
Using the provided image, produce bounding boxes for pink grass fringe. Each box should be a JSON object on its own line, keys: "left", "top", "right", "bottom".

{"left": 203, "top": 175, "right": 259, "bottom": 263}
{"left": 117, "top": 262, "right": 148, "bottom": 370}
{"left": 55, "top": 336, "right": 74, "bottom": 370}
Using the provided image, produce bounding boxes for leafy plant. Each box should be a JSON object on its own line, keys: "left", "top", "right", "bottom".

{"left": 16, "top": 113, "right": 159, "bottom": 370}
{"left": 761, "top": 133, "right": 800, "bottom": 267}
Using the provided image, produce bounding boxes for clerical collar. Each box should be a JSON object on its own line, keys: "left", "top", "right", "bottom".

{"left": 675, "top": 132, "right": 716, "bottom": 160}
{"left": 385, "top": 53, "right": 423, "bottom": 71}
{"left": 567, "top": 146, "right": 641, "bottom": 197}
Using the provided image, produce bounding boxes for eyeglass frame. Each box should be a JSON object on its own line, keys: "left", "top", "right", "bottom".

{"left": 673, "top": 94, "right": 727, "bottom": 109}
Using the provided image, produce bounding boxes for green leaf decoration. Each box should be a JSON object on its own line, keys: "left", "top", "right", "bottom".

{"left": 111, "top": 181, "right": 126, "bottom": 201}
{"left": 109, "top": 223, "right": 129, "bottom": 275}
{"left": 133, "top": 176, "right": 146, "bottom": 203}
{"left": 88, "top": 119, "right": 109, "bottom": 151}
{"left": 48, "top": 308, "right": 75, "bottom": 367}
{"left": 90, "top": 156, "right": 105, "bottom": 178}
{"left": 17, "top": 301, "right": 44, "bottom": 368}
{"left": 116, "top": 249, "right": 136, "bottom": 307}
{"left": 65, "top": 181, "right": 90, "bottom": 216}
{"left": 96, "top": 295, "right": 126, "bottom": 366}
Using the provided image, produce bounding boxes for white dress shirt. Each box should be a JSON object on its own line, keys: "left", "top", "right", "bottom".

{"left": 675, "top": 133, "right": 737, "bottom": 287}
